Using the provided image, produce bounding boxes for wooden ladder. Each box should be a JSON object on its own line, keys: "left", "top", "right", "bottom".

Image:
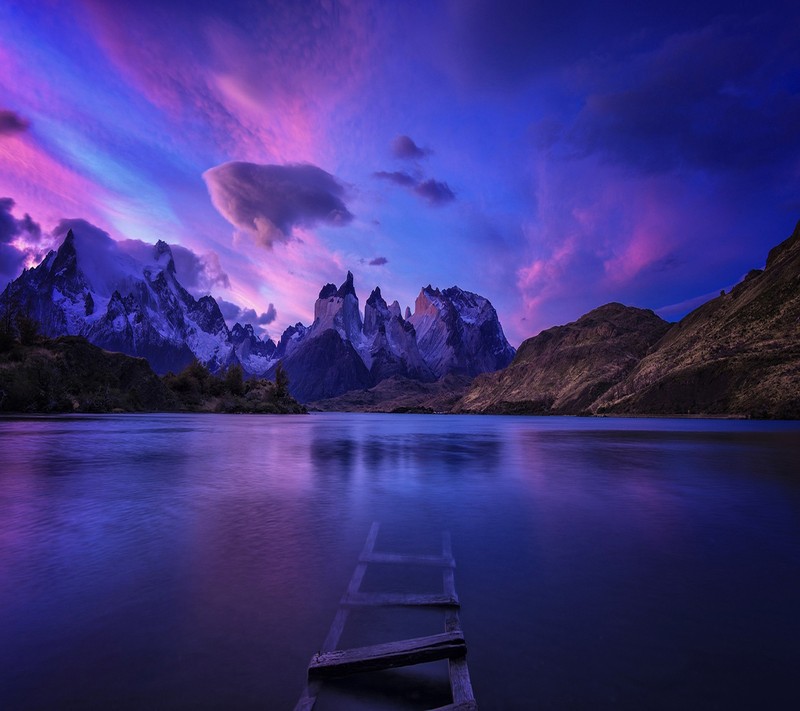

{"left": 295, "top": 522, "right": 477, "bottom": 710}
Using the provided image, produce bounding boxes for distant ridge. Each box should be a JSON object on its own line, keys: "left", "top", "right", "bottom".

{"left": 455, "top": 221, "right": 800, "bottom": 419}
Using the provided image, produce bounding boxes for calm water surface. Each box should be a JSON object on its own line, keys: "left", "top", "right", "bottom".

{"left": 1, "top": 413, "right": 798, "bottom": 710}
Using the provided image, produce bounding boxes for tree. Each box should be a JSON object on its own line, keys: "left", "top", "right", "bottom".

{"left": 224, "top": 363, "right": 244, "bottom": 396}
{"left": 274, "top": 362, "right": 290, "bottom": 399}
{"left": 0, "top": 289, "right": 18, "bottom": 351}
{"left": 16, "top": 312, "right": 40, "bottom": 346}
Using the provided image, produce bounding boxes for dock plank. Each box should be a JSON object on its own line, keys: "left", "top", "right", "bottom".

{"left": 341, "top": 592, "right": 460, "bottom": 608}
{"left": 429, "top": 702, "right": 479, "bottom": 711}
{"left": 360, "top": 552, "right": 456, "bottom": 568}
{"left": 308, "top": 631, "right": 466, "bottom": 679}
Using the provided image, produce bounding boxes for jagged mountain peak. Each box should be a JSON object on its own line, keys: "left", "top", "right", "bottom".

{"left": 231, "top": 322, "right": 255, "bottom": 339}
{"left": 5, "top": 232, "right": 517, "bottom": 402}
{"left": 409, "top": 282, "right": 515, "bottom": 377}
{"left": 153, "top": 239, "right": 176, "bottom": 274}
{"left": 337, "top": 270, "right": 356, "bottom": 298}
{"left": 366, "top": 286, "right": 385, "bottom": 308}
{"left": 49, "top": 230, "right": 78, "bottom": 274}
{"left": 2, "top": 230, "right": 237, "bottom": 375}
{"left": 319, "top": 282, "right": 337, "bottom": 299}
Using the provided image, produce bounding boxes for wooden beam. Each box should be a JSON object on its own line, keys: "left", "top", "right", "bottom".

{"left": 321, "top": 522, "right": 381, "bottom": 652}
{"left": 360, "top": 552, "right": 456, "bottom": 568}
{"left": 442, "top": 532, "right": 477, "bottom": 707}
{"left": 341, "top": 592, "right": 460, "bottom": 608}
{"left": 308, "top": 631, "right": 466, "bottom": 679}
{"left": 295, "top": 522, "right": 381, "bottom": 711}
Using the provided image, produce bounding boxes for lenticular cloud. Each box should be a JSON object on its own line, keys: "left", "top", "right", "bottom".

{"left": 203, "top": 161, "right": 353, "bottom": 248}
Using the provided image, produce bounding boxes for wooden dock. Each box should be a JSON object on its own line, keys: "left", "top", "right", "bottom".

{"left": 295, "top": 522, "right": 477, "bottom": 710}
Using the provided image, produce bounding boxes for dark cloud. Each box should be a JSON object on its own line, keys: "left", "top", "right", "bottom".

{"left": 564, "top": 17, "right": 800, "bottom": 174}
{"left": 217, "top": 297, "right": 277, "bottom": 332}
{"left": 52, "top": 218, "right": 110, "bottom": 243}
{"left": 373, "top": 170, "right": 417, "bottom": 187}
{"left": 1, "top": 197, "right": 41, "bottom": 244}
{"left": 115, "top": 237, "right": 230, "bottom": 296}
{"left": 170, "top": 244, "right": 231, "bottom": 293}
{"left": 443, "top": 0, "right": 742, "bottom": 89}
{"left": 392, "top": 135, "right": 430, "bottom": 159}
{"left": 368, "top": 256, "right": 388, "bottom": 266}
{"left": 217, "top": 298, "right": 242, "bottom": 321}
{"left": 414, "top": 179, "right": 456, "bottom": 205}
{"left": 260, "top": 303, "right": 277, "bottom": 324}
{"left": 0, "top": 243, "right": 26, "bottom": 286}
{"left": 0, "top": 199, "right": 44, "bottom": 285}
{"left": 0, "top": 198, "right": 18, "bottom": 244}
{"left": 374, "top": 171, "right": 456, "bottom": 206}
{"left": 0, "top": 109, "right": 30, "bottom": 136}
{"left": 203, "top": 161, "right": 353, "bottom": 248}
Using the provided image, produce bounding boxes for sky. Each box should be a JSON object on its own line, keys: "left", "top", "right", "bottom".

{"left": 1, "top": 0, "right": 798, "bottom": 345}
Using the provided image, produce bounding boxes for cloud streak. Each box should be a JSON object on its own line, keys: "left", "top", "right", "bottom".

{"left": 374, "top": 171, "right": 456, "bottom": 206}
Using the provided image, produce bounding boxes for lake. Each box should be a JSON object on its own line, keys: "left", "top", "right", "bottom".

{"left": 1, "top": 413, "right": 799, "bottom": 710}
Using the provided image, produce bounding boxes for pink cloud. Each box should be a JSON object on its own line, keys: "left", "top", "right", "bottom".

{"left": 77, "top": 1, "right": 379, "bottom": 166}
{"left": 512, "top": 155, "right": 738, "bottom": 337}
{"left": 0, "top": 133, "right": 114, "bottom": 239}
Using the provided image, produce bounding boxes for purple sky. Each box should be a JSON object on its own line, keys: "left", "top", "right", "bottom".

{"left": 1, "top": 0, "right": 798, "bottom": 344}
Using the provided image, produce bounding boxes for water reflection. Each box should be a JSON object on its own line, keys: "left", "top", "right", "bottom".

{"left": 1, "top": 414, "right": 799, "bottom": 710}
{"left": 310, "top": 420, "right": 503, "bottom": 482}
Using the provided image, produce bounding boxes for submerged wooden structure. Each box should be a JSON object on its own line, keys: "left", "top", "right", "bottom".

{"left": 295, "top": 522, "right": 477, "bottom": 710}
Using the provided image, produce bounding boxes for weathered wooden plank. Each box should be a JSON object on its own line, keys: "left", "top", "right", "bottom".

{"left": 321, "top": 522, "right": 380, "bottom": 653}
{"left": 442, "top": 533, "right": 457, "bottom": 596}
{"left": 429, "top": 702, "right": 479, "bottom": 711}
{"left": 308, "top": 631, "right": 466, "bottom": 679}
{"left": 341, "top": 591, "right": 460, "bottom": 608}
{"left": 360, "top": 552, "right": 456, "bottom": 568}
{"left": 292, "top": 691, "right": 317, "bottom": 711}
{"left": 296, "top": 523, "right": 382, "bottom": 710}
{"left": 441, "top": 531, "right": 476, "bottom": 706}
{"left": 449, "top": 655, "right": 476, "bottom": 705}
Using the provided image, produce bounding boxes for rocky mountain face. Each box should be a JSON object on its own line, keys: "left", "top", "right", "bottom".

{"left": 409, "top": 285, "right": 517, "bottom": 377}
{"left": 458, "top": 221, "right": 800, "bottom": 418}
{"left": 230, "top": 322, "right": 276, "bottom": 374}
{"left": 455, "top": 303, "right": 671, "bottom": 414}
{"left": 267, "top": 272, "right": 514, "bottom": 402}
{"left": 0, "top": 229, "right": 272, "bottom": 374}
{"left": 594, "top": 221, "right": 800, "bottom": 418}
{"left": 2, "top": 229, "right": 515, "bottom": 402}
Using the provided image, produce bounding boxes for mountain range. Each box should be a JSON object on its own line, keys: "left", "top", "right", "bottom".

{"left": 0, "top": 228, "right": 516, "bottom": 402}
{"left": 3, "top": 220, "right": 797, "bottom": 418}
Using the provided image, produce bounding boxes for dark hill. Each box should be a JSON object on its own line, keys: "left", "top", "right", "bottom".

{"left": 455, "top": 303, "right": 670, "bottom": 414}
{"left": 0, "top": 335, "right": 177, "bottom": 412}
{"left": 595, "top": 221, "right": 800, "bottom": 418}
